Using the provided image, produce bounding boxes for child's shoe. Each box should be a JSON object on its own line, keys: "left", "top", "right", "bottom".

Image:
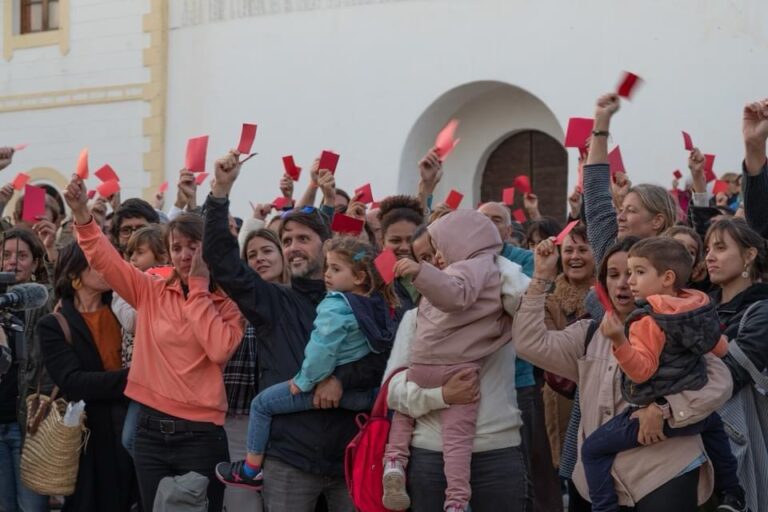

{"left": 215, "top": 460, "right": 263, "bottom": 490}
{"left": 381, "top": 459, "right": 410, "bottom": 510}
{"left": 717, "top": 486, "right": 749, "bottom": 512}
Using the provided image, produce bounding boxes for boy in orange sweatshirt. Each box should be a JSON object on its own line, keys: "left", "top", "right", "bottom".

{"left": 582, "top": 237, "right": 746, "bottom": 512}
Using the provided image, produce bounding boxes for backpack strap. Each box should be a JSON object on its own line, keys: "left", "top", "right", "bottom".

{"left": 584, "top": 320, "right": 599, "bottom": 356}
{"left": 371, "top": 368, "right": 407, "bottom": 418}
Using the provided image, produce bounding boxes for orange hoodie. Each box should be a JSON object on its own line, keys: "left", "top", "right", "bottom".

{"left": 75, "top": 219, "right": 244, "bottom": 425}
{"left": 613, "top": 289, "right": 727, "bottom": 384}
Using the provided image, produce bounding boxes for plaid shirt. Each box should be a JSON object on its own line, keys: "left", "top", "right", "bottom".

{"left": 223, "top": 323, "right": 258, "bottom": 415}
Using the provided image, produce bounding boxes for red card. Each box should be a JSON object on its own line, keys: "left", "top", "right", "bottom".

{"left": 444, "top": 189, "right": 464, "bottom": 209}
{"left": 502, "top": 187, "right": 515, "bottom": 206}
{"left": 712, "top": 180, "right": 729, "bottom": 195}
{"left": 22, "top": 184, "right": 46, "bottom": 222}
{"left": 374, "top": 248, "right": 398, "bottom": 285}
{"left": 682, "top": 131, "right": 694, "bottom": 151}
{"left": 512, "top": 208, "right": 526, "bottom": 223}
{"left": 331, "top": 213, "right": 365, "bottom": 235}
{"left": 272, "top": 196, "right": 290, "bottom": 210}
{"left": 193, "top": 172, "right": 209, "bottom": 186}
{"left": 616, "top": 71, "right": 642, "bottom": 99}
{"left": 673, "top": 170, "right": 683, "bottom": 180}
{"left": 435, "top": 119, "right": 460, "bottom": 159}
{"left": 318, "top": 150, "right": 340, "bottom": 174}
{"left": 354, "top": 183, "right": 374, "bottom": 204}
{"left": 237, "top": 123, "right": 257, "bottom": 154}
{"left": 513, "top": 175, "right": 531, "bottom": 195}
{"left": 608, "top": 146, "right": 625, "bottom": 176}
{"left": 97, "top": 179, "right": 121, "bottom": 198}
{"left": 555, "top": 220, "right": 579, "bottom": 245}
{"left": 12, "top": 172, "right": 30, "bottom": 191}
{"left": 95, "top": 164, "right": 119, "bottom": 183}
{"left": 76, "top": 148, "right": 89, "bottom": 179}
{"left": 595, "top": 283, "right": 613, "bottom": 313}
{"left": 13, "top": 144, "right": 27, "bottom": 151}
{"left": 147, "top": 265, "right": 174, "bottom": 279}
{"left": 87, "top": 190, "right": 96, "bottom": 200}
{"left": 370, "top": 201, "right": 380, "bottom": 210}
{"left": 158, "top": 181, "right": 169, "bottom": 193}
{"left": 704, "top": 154, "right": 716, "bottom": 182}
{"left": 185, "top": 135, "right": 208, "bottom": 172}
{"left": 565, "top": 118, "right": 593, "bottom": 148}
{"left": 282, "top": 155, "right": 301, "bottom": 181}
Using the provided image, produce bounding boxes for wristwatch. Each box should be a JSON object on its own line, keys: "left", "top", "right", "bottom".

{"left": 591, "top": 130, "right": 610, "bottom": 137}
{"left": 654, "top": 398, "right": 671, "bottom": 420}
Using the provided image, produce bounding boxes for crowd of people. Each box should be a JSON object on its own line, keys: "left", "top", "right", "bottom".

{"left": 0, "top": 92, "right": 766, "bottom": 512}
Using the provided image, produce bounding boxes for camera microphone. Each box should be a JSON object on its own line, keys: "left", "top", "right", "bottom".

{"left": 0, "top": 283, "right": 50, "bottom": 311}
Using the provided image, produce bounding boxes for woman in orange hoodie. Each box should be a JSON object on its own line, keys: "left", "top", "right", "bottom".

{"left": 63, "top": 175, "right": 244, "bottom": 512}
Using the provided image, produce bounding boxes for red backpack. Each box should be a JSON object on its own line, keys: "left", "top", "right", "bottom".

{"left": 345, "top": 369, "right": 405, "bottom": 512}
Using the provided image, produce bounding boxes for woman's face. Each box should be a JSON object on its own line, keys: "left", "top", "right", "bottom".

{"left": 605, "top": 251, "right": 635, "bottom": 317}
{"left": 705, "top": 230, "right": 754, "bottom": 286}
{"left": 617, "top": 192, "right": 661, "bottom": 239}
{"left": 168, "top": 229, "right": 199, "bottom": 283}
{"left": 79, "top": 267, "right": 110, "bottom": 293}
{"left": 561, "top": 235, "right": 595, "bottom": 284}
{"left": 527, "top": 231, "right": 545, "bottom": 251}
{"left": 2, "top": 238, "right": 37, "bottom": 284}
{"left": 672, "top": 233, "right": 699, "bottom": 264}
{"left": 246, "top": 236, "right": 284, "bottom": 283}
{"left": 383, "top": 220, "right": 418, "bottom": 260}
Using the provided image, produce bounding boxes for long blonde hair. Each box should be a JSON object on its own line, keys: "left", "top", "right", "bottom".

{"left": 627, "top": 184, "right": 677, "bottom": 234}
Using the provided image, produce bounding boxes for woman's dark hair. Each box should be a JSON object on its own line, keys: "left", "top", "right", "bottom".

{"left": 242, "top": 228, "right": 288, "bottom": 284}
{"left": 410, "top": 224, "right": 429, "bottom": 249}
{"left": 597, "top": 236, "right": 641, "bottom": 288}
{"left": 525, "top": 217, "right": 562, "bottom": 247}
{"left": 110, "top": 198, "right": 159, "bottom": 242}
{"left": 53, "top": 241, "right": 109, "bottom": 303}
{"left": 566, "top": 224, "right": 588, "bottom": 245}
{"left": 2, "top": 228, "right": 48, "bottom": 283}
{"left": 705, "top": 218, "right": 768, "bottom": 282}
{"left": 40, "top": 185, "right": 65, "bottom": 223}
{"left": 335, "top": 188, "right": 351, "bottom": 206}
{"left": 378, "top": 195, "right": 424, "bottom": 237}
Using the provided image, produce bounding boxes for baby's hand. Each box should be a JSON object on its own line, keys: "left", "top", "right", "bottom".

{"left": 394, "top": 258, "right": 421, "bottom": 279}
{"left": 288, "top": 379, "right": 301, "bottom": 395}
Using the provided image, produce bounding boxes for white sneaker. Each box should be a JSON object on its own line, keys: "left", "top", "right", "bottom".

{"left": 382, "top": 460, "right": 410, "bottom": 511}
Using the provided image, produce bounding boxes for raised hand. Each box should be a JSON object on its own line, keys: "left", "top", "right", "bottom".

{"left": 279, "top": 173, "right": 294, "bottom": 199}
{"left": 63, "top": 175, "right": 91, "bottom": 224}
{"left": 594, "top": 93, "right": 621, "bottom": 121}
{"left": 523, "top": 193, "right": 540, "bottom": 220}
{"left": 687, "top": 147, "right": 706, "bottom": 193}
{"left": 317, "top": 169, "right": 336, "bottom": 203}
{"left": 188, "top": 246, "right": 210, "bottom": 280}
{"left": 0, "top": 147, "right": 13, "bottom": 172}
{"left": 212, "top": 150, "right": 241, "bottom": 198}
{"left": 32, "top": 219, "right": 58, "bottom": 263}
{"left": 249, "top": 202, "right": 272, "bottom": 221}
{"left": 394, "top": 258, "right": 421, "bottom": 279}
{"left": 532, "top": 238, "right": 558, "bottom": 281}
{"left": 743, "top": 99, "right": 768, "bottom": 174}
{"left": 568, "top": 187, "right": 583, "bottom": 219}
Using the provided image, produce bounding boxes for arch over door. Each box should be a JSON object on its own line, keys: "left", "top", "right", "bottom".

{"left": 481, "top": 130, "right": 568, "bottom": 221}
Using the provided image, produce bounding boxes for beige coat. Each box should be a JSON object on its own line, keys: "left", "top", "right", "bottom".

{"left": 512, "top": 294, "right": 733, "bottom": 507}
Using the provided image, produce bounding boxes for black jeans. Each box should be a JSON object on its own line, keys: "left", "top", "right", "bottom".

{"left": 407, "top": 446, "right": 528, "bottom": 512}
{"left": 133, "top": 406, "right": 229, "bottom": 512}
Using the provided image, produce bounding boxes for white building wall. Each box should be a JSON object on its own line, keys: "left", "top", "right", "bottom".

{"left": 167, "top": 0, "right": 768, "bottom": 218}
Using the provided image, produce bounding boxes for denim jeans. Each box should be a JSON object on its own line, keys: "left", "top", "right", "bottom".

{"left": 581, "top": 408, "right": 736, "bottom": 512}
{"left": 121, "top": 400, "right": 140, "bottom": 457}
{"left": 261, "top": 457, "right": 352, "bottom": 512}
{"left": 132, "top": 406, "right": 229, "bottom": 512}
{"left": 246, "top": 380, "right": 373, "bottom": 454}
{"left": 406, "top": 446, "right": 529, "bottom": 512}
{"left": 0, "top": 422, "right": 49, "bottom": 512}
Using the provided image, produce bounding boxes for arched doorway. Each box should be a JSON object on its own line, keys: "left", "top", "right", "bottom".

{"left": 481, "top": 130, "right": 567, "bottom": 221}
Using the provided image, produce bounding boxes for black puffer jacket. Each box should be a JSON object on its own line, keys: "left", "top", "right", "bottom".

{"left": 713, "top": 283, "right": 768, "bottom": 394}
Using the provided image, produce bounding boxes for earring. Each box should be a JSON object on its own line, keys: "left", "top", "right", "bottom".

{"left": 71, "top": 277, "right": 82, "bottom": 290}
{"left": 742, "top": 263, "right": 750, "bottom": 279}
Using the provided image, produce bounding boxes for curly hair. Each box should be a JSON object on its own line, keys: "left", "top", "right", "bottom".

{"left": 324, "top": 236, "right": 399, "bottom": 308}
{"left": 378, "top": 195, "right": 424, "bottom": 237}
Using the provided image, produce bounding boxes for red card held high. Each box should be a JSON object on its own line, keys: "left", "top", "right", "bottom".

{"left": 595, "top": 283, "right": 613, "bottom": 313}
{"left": 353, "top": 183, "right": 374, "bottom": 204}
{"left": 272, "top": 196, "right": 290, "bottom": 210}
{"left": 95, "top": 164, "right": 119, "bottom": 183}
{"left": 14, "top": 144, "right": 28, "bottom": 151}
{"left": 435, "top": 119, "right": 460, "bottom": 160}
{"left": 704, "top": 154, "right": 716, "bottom": 182}
{"left": 331, "top": 213, "right": 365, "bottom": 236}
{"left": 193, "top": 172, "right": 209, "bottom": 186}
{"left": 318, "top": 150, "right": 340, "bottom": 175}
{"left": 87, "top": 190, "right": 96, "bottom": 200}
{"left": 513, "top": 175, "right": 531, "bottom": 195}
{"left": 712, "top": 180, "right": 730, "bottom": 195}
{"left": 282, "top": 155, "right": 301, "bottom": 181}
{"left": 374, "top": 248, "right": 398, "bottom": 285}
{"left": 22, "top": 184, "right": 46, "bottom": 223}
{"left": 76, "top": 148, "right": 89, "bottom": 179}
{"left": 565, "top": 118, "right": 593, "bottom": 148}
{"left": 608, "top": 146, "right": 625, "bottom": 176}
{"left": 97, "top": 179, "right": 121, "bottom": 198}
{"left": 185, "top": 135, "right": 208, "bottom": 173}
{"left": 237, "top": 123, "right": 257, "bottom": 154}
{"left": 682, "top": 131, "right": 694, "bottom": 151}
{"left": 616, "top": 71, "right": 642, "bottom": 99}
{"left": 444, "top": 189, "right": 464, "bottom": 210}
{"left": 512, "top": 208, "right": 527, "bottom": 224}
{"left": 555, "top": 220, "right": 579, "bottom": 245}
{"left": 673, "top": 170, "right": 683, "bottom": 180}
{"left": 502, "top": 187, "right": 515, "bottom": 206}
{"left": 158, "top": 181, "right": 169, "bottom": 193}
{"left": 12, "top": 172, "right": 30, "bottom": 191}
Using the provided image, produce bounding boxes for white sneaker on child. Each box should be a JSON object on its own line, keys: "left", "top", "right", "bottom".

{"left": 382, "top": 459, "right": 410, "bottom": 511}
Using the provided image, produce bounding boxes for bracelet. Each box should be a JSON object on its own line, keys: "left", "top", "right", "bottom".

{"left": 531, "top": 277, "right": 554, "bottom": 287}
{"left": 591, "top": 130, "right": 610, "bottom": 137}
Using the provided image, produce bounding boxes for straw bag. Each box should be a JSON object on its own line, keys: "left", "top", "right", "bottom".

{"left": 20, "top": 312, "right": 89, "bottom": 496}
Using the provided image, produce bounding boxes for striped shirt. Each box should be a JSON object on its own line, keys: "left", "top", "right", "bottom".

{"left": 223, "top": 323, "right": 258, "bottom": 416}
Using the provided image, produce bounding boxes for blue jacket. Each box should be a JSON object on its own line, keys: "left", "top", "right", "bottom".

{"left": 293, "top": 292, "right": 374, "bottom": 392}
{"left": 500, "top": 243, "right": 536, "bottom": 388}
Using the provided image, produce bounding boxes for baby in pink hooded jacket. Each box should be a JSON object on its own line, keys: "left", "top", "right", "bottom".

{"left": 383, "top": 209, "right": 513, "bottom": 512}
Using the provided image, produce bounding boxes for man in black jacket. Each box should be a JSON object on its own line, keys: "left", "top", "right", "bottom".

{"left": 203, "top": 151, "right": 386, "bottom": 511}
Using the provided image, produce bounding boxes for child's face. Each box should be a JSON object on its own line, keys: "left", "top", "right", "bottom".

{"left": 428, "top": 236, "right": 447, "bottom": 270}
{"left": 129, "top": 243, "right": 162, "bottom": 272}
{"left": 411, "top": 233, "right": 434, "bottom": 266}
{"left": 627, "top": 256, "right": 675, "bottom": 299}
{"left": 324, "top": 251, "right": 365, "bottom": 293}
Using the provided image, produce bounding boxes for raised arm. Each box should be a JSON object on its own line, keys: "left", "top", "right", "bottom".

{"left": 406, "top": 260, "right": 486, "bottom": 313}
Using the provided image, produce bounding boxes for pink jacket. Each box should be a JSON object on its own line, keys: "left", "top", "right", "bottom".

{"left": 410, "top": 210, "right": 509, "bottom": 364}
{"left": 75, "top": 220, "right": 244, "bottom": 425}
